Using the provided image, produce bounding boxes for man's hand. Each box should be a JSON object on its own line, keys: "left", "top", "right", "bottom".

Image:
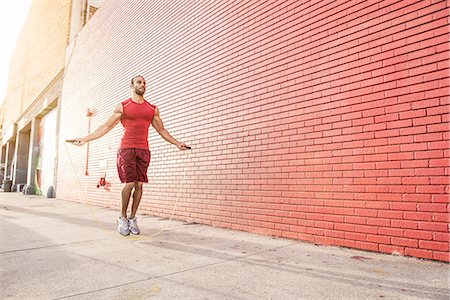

{"left": 177, "top": 142, "right": 191, "bottom": 150}
{"left": 66, "top": 138, "right": 88, "bottom": 146}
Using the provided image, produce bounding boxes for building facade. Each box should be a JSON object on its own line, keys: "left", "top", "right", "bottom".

{"left": 0, "top": 0, "right": 104, "bottom": 195}
{"left": 3, "top": 0, "right": 450, "bottom": 262}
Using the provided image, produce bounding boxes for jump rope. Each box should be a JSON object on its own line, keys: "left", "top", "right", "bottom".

{"left": 64, "top": 140, "right": 192, "bottom": 242}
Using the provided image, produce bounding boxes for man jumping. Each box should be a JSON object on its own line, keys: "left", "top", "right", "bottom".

{"left": 71, "top": 75, "right": 189, "bottom": 236}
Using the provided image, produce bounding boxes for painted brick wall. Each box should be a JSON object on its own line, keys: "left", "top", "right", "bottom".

{"left": 57, "top": 0, "right": 450, "bottom": 262}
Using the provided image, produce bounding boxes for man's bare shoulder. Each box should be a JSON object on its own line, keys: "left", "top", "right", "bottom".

{"left": 114, "top": 102, "right": 124, "bottom": 114}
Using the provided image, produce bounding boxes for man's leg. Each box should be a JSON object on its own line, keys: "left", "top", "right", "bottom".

{"left": 128, "top": 181, "right": 143, "bottom": 235}
{"left": 117, "top": 182, "right": 135, "bottom": 236}
{"left": 129, "top": 149, "right": 149, "bottom": 235}
{"left": 121, "top": 182, "right": 135, "bottom": 218}
{"left": 130, "top": 181, "right": 143, "bottom": 218}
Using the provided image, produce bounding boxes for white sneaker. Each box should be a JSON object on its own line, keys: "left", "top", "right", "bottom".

{"left": 117, "top": 216, "right": 130, "bottom": 236}
{"left": 128, "top": 217, "right": 140, "bottom": 235}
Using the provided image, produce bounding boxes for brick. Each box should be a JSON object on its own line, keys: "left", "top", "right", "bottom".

{"left": 344, "top": 232, "right": 366, "bottom": 241}
{"left": 404, "top": 229, "right": 432, "bottom": 240}
{"left": 378, "top": 227, "right": 404, "bottom": 237}
{"left": 433, "top": 251, "right": 450, "bottom": 262}
{"left": 416, "top": 185, "right": 446, "bottom": 194}
{"left": 391, "top": 220, "right": 418, "bottom": 229}
{"left": 388, "top": 135, "right": 414, "bottom": 145}
{"left": 314, "top": 236, "right": 335, "bottom": 246}
{"left": 387, "top": 119, "right": 412, "bottom": 129}
{"left": 307, "top": 227, "right": 326, "bottom": 236}
{"left": 386, "top": 102, "right": 411, "bottom": 114}
{"left": 400, "top": 143, "right": 427, "bottom": 152}
{"left": 326, "top": 237, "right": 356, "bottom": 248}
{"left": 366, "top": 218, "right": 390, "bottom": 227}
{"left": 433, "top": 232, "right": 450, "bottom": 242}
{"left": 431, "top": 194, "right": 450, "bottom": 203}
{"left": 414, "top": 150, "right": 444, "bottom": 159}
{"left": 417, "top": 203, "right": 448, "bottom": 212}
{"left": 378, "top": 210, "right": 403, "bottom": 219}
{"left": 334, "top": 223, "right": 355, "bottom": 232}
{"left": 354, "top": 223, "right": 378, "bottom": 234}
{"left": 427, "top": 123, "right": 450, "bottom": 133}
{"left": 297, "top": 233, "right": 315, "bottom": 244}
{"left": 375, "top": 129, "right": 400, "bottom": 138}
{"left": 404, "top": 248, "right": 433, "bottom": 260}
{"left": 388, "top": 152, "right": 414, "bottom": 161}
{"left": 390, "top": 202, "right": 417, "bottom": 211}
{"left": 392, "top": 237, "right": 418, "bottom": 248}
{"left": 418, "top": 222, "right": 448, "bottom": 232}
{"left": 375, "top": 145, "right": 400, "bottom": 154}
{"left": 354, "top": 208, "right": 378, "bottom": 218}
{"left": 355, "top": 241, "right": 379, "bottom": 252}
{"left": 366, "top": 234, "right": 390, "bottom": 244}
{"left": 414, "top": 132, "right": 443, "bottom": 143}
{"left": 389, "top": 185, "right": 416, "bottom": 194}
{"left": 379, "top": 244, "right": 405, "bottom": 255}
{"left": 413, "top": 115, "right": 442, "bottom": 126}
{"left": 419, "top": 240, "right": 449, "bottom": 252}
{"left": 324, "top": 229, "right": 345, "bottom": 239}
{"left": 432, "top": 212, "right": 450, "bottom": 222}
{"left": 427, "top": 105, "right": 450, "bottom": 116}
{"left": 403, "top": 211, "right": 432, "bottom": 221}
{"left": 411, "top": 98, "right": 440, "bottom": 110}
{"left": 428, "top": 141, "right": 450, "bottom": 150}
{"left": 377, "top": 161, "right": 401, "bottom": 169}
{"left": 401, "top": 177, "right": 430, "bottom": 185}
{"left": 322, "top": 214, "right": 344, "bottom": 223}
{"left": 429, "top": 158, "right": 450, "bottom": 167}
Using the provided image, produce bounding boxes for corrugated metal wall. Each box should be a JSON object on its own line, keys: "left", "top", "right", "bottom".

{"left": 58, "top": 0, "right": 450, "bottom": 262}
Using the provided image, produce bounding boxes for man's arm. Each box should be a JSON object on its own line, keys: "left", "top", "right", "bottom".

{"left": 72, "top": 103, "right": 123, "bottom": 146}
{"left": 152, "top": 107, "right": 189, "bottom": 150}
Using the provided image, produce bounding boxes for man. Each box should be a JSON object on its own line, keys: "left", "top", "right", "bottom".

{"left": 71, "top": 75, "right": 189, "bottom": 236}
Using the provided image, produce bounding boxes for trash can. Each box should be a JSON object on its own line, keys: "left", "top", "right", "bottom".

{"left": 3, "top": 179, "right": 12, "bottom": 192}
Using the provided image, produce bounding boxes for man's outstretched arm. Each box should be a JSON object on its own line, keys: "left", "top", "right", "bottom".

{"left": 72, "top": 103, "right": 123, "bottom": 146}
{"left": 152, "top": 107, "right": 189, "bottom": 150}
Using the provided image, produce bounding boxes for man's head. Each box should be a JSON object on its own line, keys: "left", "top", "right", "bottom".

{"left": 131, "top": 75, "right": 146, "bottom": 96}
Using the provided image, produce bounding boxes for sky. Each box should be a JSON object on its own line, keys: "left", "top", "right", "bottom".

{"left": 0, "top": 0, "right": 33, "bottom": 106}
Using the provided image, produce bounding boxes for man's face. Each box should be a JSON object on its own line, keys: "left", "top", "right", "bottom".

{"left": 132, "top": 76, "right": 146, "bottom": 96}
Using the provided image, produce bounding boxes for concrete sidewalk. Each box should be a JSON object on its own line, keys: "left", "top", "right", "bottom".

{"left": 1, "top": 192, "right": 448, "bottom": 300}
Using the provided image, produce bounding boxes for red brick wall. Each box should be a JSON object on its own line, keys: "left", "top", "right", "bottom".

{"left": 57, "top": 0, "right": 450, "bottom": 262}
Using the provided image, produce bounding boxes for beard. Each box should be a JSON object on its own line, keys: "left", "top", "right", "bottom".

{"left": 135, "top": 87, "right": 145, "bottom": 96}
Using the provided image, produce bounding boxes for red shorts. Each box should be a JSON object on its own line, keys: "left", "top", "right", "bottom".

{"left": 116, "top": 148, "right": 151, "bottom": 183}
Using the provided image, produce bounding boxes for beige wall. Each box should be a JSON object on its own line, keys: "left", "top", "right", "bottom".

{"left": 0, "top": 0, "right": 71, "bottom": 137}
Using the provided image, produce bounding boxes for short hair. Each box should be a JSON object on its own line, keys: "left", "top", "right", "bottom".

{"left": 131, "top": 75, "right": 144, "bottom": 84}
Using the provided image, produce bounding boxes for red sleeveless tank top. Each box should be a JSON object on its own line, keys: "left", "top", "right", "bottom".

{"left": 120, "top": 98, "right": 156, "bottom": 149}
